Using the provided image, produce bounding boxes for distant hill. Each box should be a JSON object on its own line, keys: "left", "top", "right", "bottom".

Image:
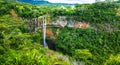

{"left": 17, "top": 0, "right": 74, "bottom": 5}
{"left": 18, "top": 0, "right": 51, "bottom": 5}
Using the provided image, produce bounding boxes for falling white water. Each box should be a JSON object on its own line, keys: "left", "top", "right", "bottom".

{"left": 43, "top": 16, "right": 47, "bottom": 47}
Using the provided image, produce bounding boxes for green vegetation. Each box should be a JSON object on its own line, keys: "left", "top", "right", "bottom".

{"left": 0, "top": 14, "right": 71, "bottom": 65}
{"left": 104, "top": 54, "right": 120, "bottom": 65}
{"left": 0, "top": 0, "right": 120, "bottom": 65}
{"left": 0, "top": 45, "right": 70, "bottom": 65}
{"left": 54, "top": 27, "right": 120, "bottom": 65}
{"left": 0, "top": 1, "right": 71, "bottom": 64}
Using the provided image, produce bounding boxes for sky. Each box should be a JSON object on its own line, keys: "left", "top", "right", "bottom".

{"left": 46, "top": 0, "right": 105, "bottom": 4}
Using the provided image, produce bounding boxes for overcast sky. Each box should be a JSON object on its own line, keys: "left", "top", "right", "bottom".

{"left": 46, "top": 0, "right": 105, "bottom": 4}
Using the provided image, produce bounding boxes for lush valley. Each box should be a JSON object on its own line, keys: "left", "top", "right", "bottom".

{"left": 0, "top": 0, "right": 120, "bottom": 65}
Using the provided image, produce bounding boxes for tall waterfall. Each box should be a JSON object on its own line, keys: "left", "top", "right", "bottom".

{"left": 43, "top": 16, "right": 47, "bottom": 47}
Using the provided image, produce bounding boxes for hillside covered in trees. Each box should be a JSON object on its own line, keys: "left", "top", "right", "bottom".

{"left": 0, "top": 0, "right": 120, "bottom": 65}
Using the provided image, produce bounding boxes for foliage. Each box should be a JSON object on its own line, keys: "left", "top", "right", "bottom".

{"left": 73, "top": 49, "right": 92, "bottom": 64}
{"left": 73, "top": 49, "right": 92, "bottom": 60}
{"left": 0, "top": 0, "right": 120, "bottom": 65}
{"left": 0, "top": 45, "right": 70, "bottom": 65}
{"left": 0, "top": 14, "right": 71, "bottom": 65}
{"left": 104, "top": 54, "right": 120, "bottom": 65}
{"left": 55, "top": 27, "right": 120, "bottom": 65}
{"left": 1, "top": 0, "right": 120, "bottom": 23}
{"left": 51, "top": 2, "right": 120, "bottom": 23}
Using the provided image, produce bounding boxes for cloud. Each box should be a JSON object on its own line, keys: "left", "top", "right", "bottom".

{"left": 46, "top": 0, "right": 96, "bottom": 4}
{"left": 46, "top": 0, "right": 119, "bottom": 4}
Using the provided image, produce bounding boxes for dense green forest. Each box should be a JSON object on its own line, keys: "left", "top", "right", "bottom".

{"left": 0, "top": 0, "right": 120, "bottom": 65}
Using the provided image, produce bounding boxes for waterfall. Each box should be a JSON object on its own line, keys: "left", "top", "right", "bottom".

{"left": 43, "top": 16, "right": 47, "bottom": 47}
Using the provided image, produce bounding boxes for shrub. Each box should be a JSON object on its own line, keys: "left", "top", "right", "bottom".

{"left": 0, "top": 45, "right": 71, "bottom": 65}
{"left": 73, "top": 49, "right": 92, "bottom": 60}
{"left": 104, "top": 54, "right": 120, "bottom": 65}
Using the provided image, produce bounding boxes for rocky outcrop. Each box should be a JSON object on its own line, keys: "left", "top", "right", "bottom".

{"left": 10, "top": 9, "right": 18, "bottom": 17}
{"left": 52, "top": 20, "right": 67, "bottom": 27}
{"left": 41, "top": 28, "right": 60, "bottom": 39}
{"left": 23, "top": 16, "right": 90, "bottom": 33}
{"left": 46, "top": 29, "right": 54, "bottom": 39}
{"left": 74, "top": 22, "right": 90, "bottom": 29}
